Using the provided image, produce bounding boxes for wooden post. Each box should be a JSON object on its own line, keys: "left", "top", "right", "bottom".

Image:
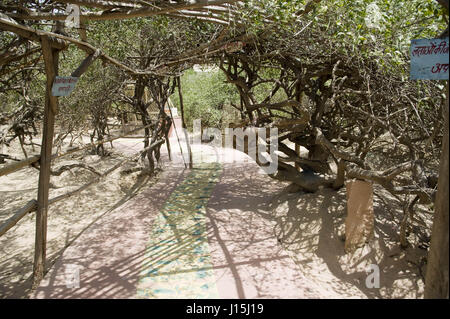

{"left": 70, "top": 49, "right": 100, "bottom": 78}
{"left": 121, "top": 112, "right": 126, "bottom": 134}
{"left": 32, "top": 36, "right": 59, "bottom": 288}
{"left": 425, "top": 81, "right": 449, "bottom": 299}
{"left": 424, "top": 0, "right": 449, "bottom": 298}
{"left": 177, "top": 76, "right": 193, "bottom": 169}
{"left": 295, "top": 80, "right": 302, "bottom": 172}
{"left": 165, "top": 115, "right": 172, "bottom": 161}
{"left": 295, "top": 143, "right": 301, "bottom": 172}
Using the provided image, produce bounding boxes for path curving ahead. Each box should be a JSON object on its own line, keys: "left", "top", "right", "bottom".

{"left": 32, "top": 121, "right": 321, "bottom": 299}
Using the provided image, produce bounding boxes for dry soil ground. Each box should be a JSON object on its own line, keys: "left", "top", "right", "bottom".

{"left": 0, "top": 131, "right": 434, "bottom": 299}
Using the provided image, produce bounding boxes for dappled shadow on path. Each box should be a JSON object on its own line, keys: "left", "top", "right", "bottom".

{"left": 32, "top": 159, "right": 315, "bottom": 299}
{"left": 28, "top": 148, "right": 424, "bottom": 299}
{"left": 204, "top": 162, "right": 320, "bottom": 299}
{"left": 1, "top": 172, "right": 159, "bottom": 299}
{"left": 31, "top": 168, "right": 186, "bottom": 299}
{"left": 267, "top": 187, "right": 426, "bottom": 299}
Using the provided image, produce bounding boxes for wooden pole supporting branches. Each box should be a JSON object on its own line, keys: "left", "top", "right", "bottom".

{"left": 177, "top": 76, "right": 193, "bottom": 169}
{"left": 294, "top": 144, "right": 301, "bottom": 172}
{"left": 425, "top": 81, "right": 449, "bottom": 299}
{"left": 71, "top": 49, "right": 101, "bottom": 78}
{"left": 424, "top": 1, "right": 449, "bottom": 298}
{"left": 32, "top": 36, "right": 59, "bottom": 289}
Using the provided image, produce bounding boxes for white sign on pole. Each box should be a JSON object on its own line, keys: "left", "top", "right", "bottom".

{"left": 410, "top": 37, "right": 449, "bottom": 80}
{"left": 51, "top": 76, "right": 79, "bottom": 96}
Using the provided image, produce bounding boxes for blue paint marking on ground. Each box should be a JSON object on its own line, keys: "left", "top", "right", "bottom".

{"left": 136, "top": 163, "right": 223, "bottom": 299}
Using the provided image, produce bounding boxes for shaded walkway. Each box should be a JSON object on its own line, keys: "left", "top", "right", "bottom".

{"left": 206, "top": 161, "right": 320, "bottom": 299}
{"left": 32, "top": 124, "right": 322, "bottom": 299}
{"left": 32, "top": 165, "right": 189, "bottom": 298}
{"left": 136, "top": 163, "right": 222, "bottom": 298}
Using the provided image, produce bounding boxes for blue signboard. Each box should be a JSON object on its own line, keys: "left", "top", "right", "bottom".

{"left": 410, "top": 37, "right": 449, "bottom": 80}
{"left": 51, "top": 76, "right": 79, "bottom": 96}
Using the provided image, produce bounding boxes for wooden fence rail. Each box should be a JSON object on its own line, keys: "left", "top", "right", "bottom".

{"left": 0, "top": 137, "right": 165, "bottom": 239}
{"left": 0, "top": 155, "right": 41, "bottom": 178}
{"left": 0, "top": 123, "right": 155, "bottom": 178}
{"left": 0, "top": 200, "right": 37, "bottom": 237}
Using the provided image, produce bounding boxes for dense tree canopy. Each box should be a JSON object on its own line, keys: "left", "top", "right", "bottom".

{"left": 0, "top": 0, "right": 448, "bottom": 241}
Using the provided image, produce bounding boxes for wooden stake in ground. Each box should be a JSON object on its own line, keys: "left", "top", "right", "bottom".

{"left": 177, "top": 76, "right": 193, "bottom": 169}
{"left": 425, "top": 0, "right": 449, "bottom": 297}
{"left": 32, "top": 36, "right": 59, "bottom": 288}
{"left": 295, "top": 144, "right": 301, "bottom": 172}
{"left": 425, "top": 81, "right": 449, "bottom": 299}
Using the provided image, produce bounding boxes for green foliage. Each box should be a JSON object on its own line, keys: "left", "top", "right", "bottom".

{"left": 238, "top": 0, "right": 446, "bottom": 73}
{"left": 1, "top": 0, "right": 447, "bottom": 143}
{"left": 171, "top": 68, "right": 240, "bottom": 130}
{"left": 326, "top": 0, "right": 446, "bottom": 63}
{"left": 55, "top": 45, "right": 121, "bottom": 133}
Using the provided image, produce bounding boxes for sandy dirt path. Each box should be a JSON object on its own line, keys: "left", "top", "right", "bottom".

{"left": 33, "top": 165, "right": 188, "bottom": 298}
{"left": 5, "top": 118, "right": 425, "bottom": 299}
{"left": 32, "top": 145, "right": 320, "bottom": 299}
{"left": 205, "top": 161, "right": 323, "bottom": 299}
{"left": 30, "top": 114, "right": 329, "bottom": 300}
